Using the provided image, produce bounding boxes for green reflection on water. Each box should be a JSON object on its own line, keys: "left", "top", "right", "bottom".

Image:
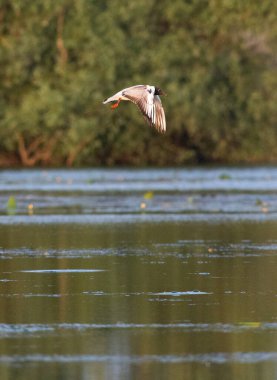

{"left": 0, "top": 220, "right": 277, "bottom": 380}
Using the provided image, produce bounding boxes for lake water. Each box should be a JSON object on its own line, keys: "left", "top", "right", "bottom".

{"left": 0, "top": 167, "right": 277, "bottom": 380}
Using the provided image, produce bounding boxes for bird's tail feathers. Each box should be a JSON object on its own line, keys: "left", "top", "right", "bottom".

{"left": 103, "top": 92, "right": 122, "bottom": 104}
{"left": 103, "top": 97, "right": 112, "bottom": 104}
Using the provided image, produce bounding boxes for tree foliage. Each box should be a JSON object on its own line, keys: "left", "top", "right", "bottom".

{"left": 0, "top": 0, "right": 276, "bottom": 166}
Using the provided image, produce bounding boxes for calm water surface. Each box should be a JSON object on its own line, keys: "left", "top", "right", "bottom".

{"left": 0, "top": 167, "right": 277, "bottom": 380}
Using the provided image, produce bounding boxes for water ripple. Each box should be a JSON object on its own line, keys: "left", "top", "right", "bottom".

{"left": 1, "top": 322, "right": 277, "bottom": 335}
{"left": 0, "top": 352, "right": 277, "bottom": 364}
{"left": 20, "top": 269, "right": 106, "bottom": 273}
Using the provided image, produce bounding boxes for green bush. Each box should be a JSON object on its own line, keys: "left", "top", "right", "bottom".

{"left": 0, "top": 0, "right": 276, "bottom": 166}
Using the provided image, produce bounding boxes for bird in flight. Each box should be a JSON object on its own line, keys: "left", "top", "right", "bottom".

{"left": 103, "top": 85, "right": 166, "bottom": 133}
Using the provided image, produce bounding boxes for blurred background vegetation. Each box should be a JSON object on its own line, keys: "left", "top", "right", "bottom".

{"left": 0, "top": 0, "right": 276, "bottom": 167}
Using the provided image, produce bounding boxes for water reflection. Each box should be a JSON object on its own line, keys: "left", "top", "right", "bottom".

{"left": 0, "top": 167, "right": 277, "bottom": 219}
{"left": 0, "top": 168, "right": 277, "bottom": 380}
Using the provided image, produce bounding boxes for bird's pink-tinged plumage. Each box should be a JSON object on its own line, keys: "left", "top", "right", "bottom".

{"left": 103, "top": 85, "right": 166, "bottom": 133}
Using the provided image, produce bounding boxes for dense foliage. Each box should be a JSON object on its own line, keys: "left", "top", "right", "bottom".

{"left": 0, "top": 0, "right": 276, "bottom": 166}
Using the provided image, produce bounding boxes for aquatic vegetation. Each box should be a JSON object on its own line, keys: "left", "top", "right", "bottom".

{"left": 143, "top": 191, "right": 154, "bottom": 200}
{"left": 219, "top": 173, "right": 232, "bottom": 180}
{"left": 6, "top": 196, "right": 16, "bottom": 215}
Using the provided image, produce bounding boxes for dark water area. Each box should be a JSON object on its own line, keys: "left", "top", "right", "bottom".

{"left": 0, "top": 167, "right": 277, "bottom": 380}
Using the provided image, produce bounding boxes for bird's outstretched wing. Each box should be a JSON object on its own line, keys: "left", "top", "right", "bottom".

{"left": 122, "top": 86, "right": 166, "bottom": 133}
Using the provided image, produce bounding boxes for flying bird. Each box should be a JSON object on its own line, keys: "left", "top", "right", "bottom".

{"left": 103, "top": 85, "right": 166, "bottom": 133}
